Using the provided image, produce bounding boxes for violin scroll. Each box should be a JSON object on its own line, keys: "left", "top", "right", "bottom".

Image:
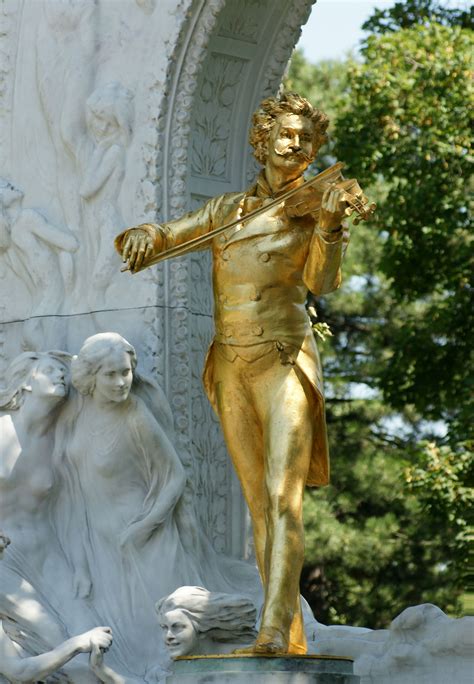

{"left": 337, "top": 178, "right": 376, "bottom": 225}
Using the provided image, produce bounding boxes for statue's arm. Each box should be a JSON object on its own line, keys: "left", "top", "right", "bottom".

{"left": 303, "top": 185, "right": 347, "bottom": 296}
{"left": 115, "top": 195, "right": 219, "bottom": 271}
{"left": 0, "top": 627, "right": 112, "bottom": 683}
{"left": 303, "top": 227, "right": 344, "bottom": 296}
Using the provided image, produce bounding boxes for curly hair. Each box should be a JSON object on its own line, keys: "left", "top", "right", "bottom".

{"left": 71, "top": 333, "right": 137, "bottom": 396}
{"left": 156, "top": 586, "right": 257, "bottom": 643}
{"left": 249, "top": 92, "right": 329, "bottom": 166}
{"left": 0, "top": 351, "right": 71, "bottom": 411}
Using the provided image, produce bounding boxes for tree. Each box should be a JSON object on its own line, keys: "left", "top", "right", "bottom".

{"left": 335, "top": 22, "right": 473, "bottom": 441}
{"left": 284, "top": 17, "right": 472, "bottom": 628}
{"left": 284, "top": 52, "right": 352, "bottom": 172}
{"left": 362, "top": 0, "right": 473, "bottom": 33}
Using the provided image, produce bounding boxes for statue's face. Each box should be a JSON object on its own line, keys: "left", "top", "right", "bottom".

{"left": 92, "top": 351, "right": 133, "bottom": 405}
{"left": 160, "top": 609, "right": 198, "bottom": 658}
{"left": 266, "top": 113, "right": 315, "bottom": 178}
{"left": 30, "top": 358, "right": 68, "bottom": 400}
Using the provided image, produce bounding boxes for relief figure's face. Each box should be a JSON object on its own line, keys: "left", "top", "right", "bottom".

{"left": 160, "top": 609, "right": 198, "bottom": 658}
{"left": 88, "top": 108, "right": 119, "bottom": 143}
{"left": 266, "top": 113, "right": 316, "bottom": 179}
{"left": 92, "top": 351, "right": 133, "bottom": 405}
{"left": 29, "top": 358, "right": 68, "bottom": 400}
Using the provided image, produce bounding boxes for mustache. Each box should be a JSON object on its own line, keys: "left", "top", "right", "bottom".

{"left": 275, "top": 148, "right": 313, "bottom": 163}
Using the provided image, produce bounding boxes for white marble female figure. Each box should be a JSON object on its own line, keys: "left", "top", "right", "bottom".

{"left": 53, "top": 333, "right": 202, "bottom": 681}
{"left": 0, "top": 350, "right": 118, "bottom": 684}
{"left": 80, "top": 83, "right": 134, "bottom": 303}
{"left": 0, "top": 351, "right": 76, "bottom": 645}
{"left": 60, "top": 77, "right": 134, "bottom": 307}
{"left": 0, "top": 180, "right": 78, "bottom": 349}
{"left": 156, "top": 586, "right": 257, "bottom": 658}
{"left": 0, "top": 532, "right": 128, "bottom": 684}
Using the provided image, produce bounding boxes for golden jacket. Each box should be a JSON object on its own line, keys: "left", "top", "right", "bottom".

{"left": 116, "top": 174, "right": 345, "bottom": 486}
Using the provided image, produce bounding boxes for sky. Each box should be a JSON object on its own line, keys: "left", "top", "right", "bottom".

{"left": 297, "top": 0, "right": 469, "bottom": 63}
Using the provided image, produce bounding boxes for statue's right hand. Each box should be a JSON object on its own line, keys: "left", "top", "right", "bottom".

{"left": 122, "top": 228, "right": 155, "bottom": 271}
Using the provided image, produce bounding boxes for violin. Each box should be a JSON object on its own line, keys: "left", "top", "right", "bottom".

{"left": 284, "top": 163, "right": 376, "bottom": 225}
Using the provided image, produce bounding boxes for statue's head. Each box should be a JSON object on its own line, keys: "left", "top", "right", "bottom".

{"left": 156, "top": 586, "right": 257, "bottom": 658}
{"left": 249, "top": 92, "right": 329, "bottom": 170}
{"left": 0, "top": 351, "right": 71, "bottom": 411}
{"left": 86, "top": 82, "right": 134, "bottom": 144}
{"left": 72, "top": 333, "right": 136, "bottom": 405}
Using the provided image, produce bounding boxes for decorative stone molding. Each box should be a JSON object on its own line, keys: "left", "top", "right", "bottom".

{"left": 0, "top": 0, "right": 19, "bottom": 172}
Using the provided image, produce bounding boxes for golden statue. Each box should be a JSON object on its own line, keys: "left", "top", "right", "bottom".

{"left": 115, "top": 93, "right": 374, "bottom": 656}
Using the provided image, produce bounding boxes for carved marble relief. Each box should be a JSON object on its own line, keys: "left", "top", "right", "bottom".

{"left": 156, "top": 586, "right": 257, "bottom": 658}
{"left": 191, "top": 54, "right": 247, "bottom": 180}
{"left": 0, "top": 179, "right": 78, "bottom": 350}
{"left": 1, "top": 0, "right": 318, "bottom": 582}
{"left": 0, "top": 333, "right": 262, "bottom": 682}
{"left": 217, "top": 0, "right": 271, "bottom": 44}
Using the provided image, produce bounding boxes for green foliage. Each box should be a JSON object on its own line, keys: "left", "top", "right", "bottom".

{"left": 362, "top": 0, "right": 473, "bottom": 33}
{"left": 335, "top": 23, "right": 473, "bottom": 439}
{"left": 406, "top": 440, "right": 473, "bottom": 583}
{"left": 284, "top": 50, "right": 351, "bottom": 127}
{"left": 284, "top": 14, "right": 473, "bottom": 628}
{"left": 284, "top": 52, "right": 352, "bottom": 171}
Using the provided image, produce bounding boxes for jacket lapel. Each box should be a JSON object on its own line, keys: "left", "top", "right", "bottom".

{"left": 220, "top": 173, "right": 305, "bottom": 248}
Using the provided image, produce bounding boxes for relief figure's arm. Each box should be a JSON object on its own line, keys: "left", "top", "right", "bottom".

{"left": 0, "top": 627, "right": 112, "bottom": 683}
{"left": 12, "top": 210, "right": 78, "bottom": 253}
{"left": 89, "top": 644, "right": 141, "bottom": 684}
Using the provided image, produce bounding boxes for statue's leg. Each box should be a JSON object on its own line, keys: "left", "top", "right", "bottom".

{"left": 212, "top": 353, "right": 267, "bottom": 582}
{"left": 256, "top": 361, "right": 313, "bottom": 654}
{"left": 213, "top": 348, "right": 312, "bottom": 655}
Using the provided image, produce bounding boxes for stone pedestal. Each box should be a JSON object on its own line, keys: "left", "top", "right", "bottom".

{"left": 167, "top": 654, "right": 359, "bottom": 683}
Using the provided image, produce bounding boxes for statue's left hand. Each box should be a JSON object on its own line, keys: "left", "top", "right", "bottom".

{"left": 319, "top": 185, "right": 347, "bottom": 232}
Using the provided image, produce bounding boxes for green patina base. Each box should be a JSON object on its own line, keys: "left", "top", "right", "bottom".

{"left": 166, "top": 654, "right": 360, "bottom": 683}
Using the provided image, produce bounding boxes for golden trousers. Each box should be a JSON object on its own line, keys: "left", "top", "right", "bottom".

{"left": 212, "top": 341, "right": 314, "bottom": 654}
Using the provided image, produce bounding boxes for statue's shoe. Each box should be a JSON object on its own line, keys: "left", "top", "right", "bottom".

{"left": 233, "top": 627, "right": 289, "bottom": 655}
